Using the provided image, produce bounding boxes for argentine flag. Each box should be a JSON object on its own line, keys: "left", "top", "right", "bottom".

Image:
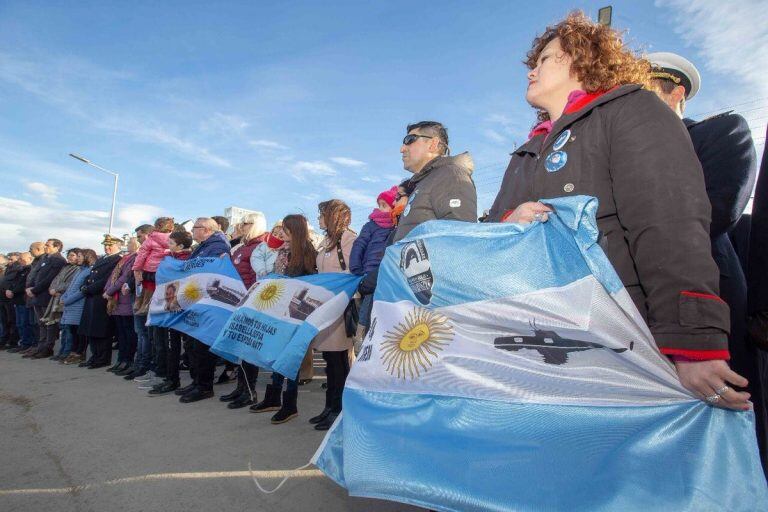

{"left": 313, "top": 196, "right": 767, "bottom": 511}
{"left": 147, "top": 256, "right": 247, "bottom": 345}
{"left": 210, "top": 273, "right": 361, "bottom": 378}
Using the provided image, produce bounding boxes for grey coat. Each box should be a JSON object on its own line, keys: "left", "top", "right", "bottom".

{"left": 393, "top": 152, "right": 478, "bottom": 242}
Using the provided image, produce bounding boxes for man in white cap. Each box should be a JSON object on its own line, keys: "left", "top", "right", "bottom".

{"left": 649, "top": 52, "right": 766, "bottom": 475}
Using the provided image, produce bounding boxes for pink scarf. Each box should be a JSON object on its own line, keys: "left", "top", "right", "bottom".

{"left": 369, "top": 208, "right": 394, "bottom": 228}
{"left": 528, "top": 90, "right": 588, "bottom": 140}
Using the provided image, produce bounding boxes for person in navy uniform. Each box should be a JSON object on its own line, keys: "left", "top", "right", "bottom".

{"left": 649, "top": 51, "right": 767, "bottom": 474}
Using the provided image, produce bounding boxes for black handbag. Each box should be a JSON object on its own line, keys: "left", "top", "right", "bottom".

{"left": 336, "top": 243, "right": 359, "bottom": 338}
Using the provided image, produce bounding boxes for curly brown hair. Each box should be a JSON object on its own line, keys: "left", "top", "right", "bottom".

{"left": 154, "top": 217, "right": 175, "bottom": 233}
{"left": 526, "top": 11, "right": 650, "bottom": 120}
{"left": 318, "top": 199, "right": 351, "bottom": 249}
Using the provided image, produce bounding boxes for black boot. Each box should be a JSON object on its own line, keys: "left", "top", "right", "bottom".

{"left": 250, "top": 384, "right": 281, "bottom": 413}
{"left": 219, "top": 369, "right": 245, "bottom": 402}
{"left": 271, "top": 389, "right": 298, "bottom": 424}
{"left": 228, "top": 390, "right": 255, "bottom": 409}
{"left": 148, "top": 380, "right": 180, "bottom": 396}
{"left": 314, "top": 411, "right": 339, "bottom": 431}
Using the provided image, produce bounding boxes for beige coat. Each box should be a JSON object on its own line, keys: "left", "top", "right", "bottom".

{"left": 312, "top": 230, "right": 357, "bottom": 352}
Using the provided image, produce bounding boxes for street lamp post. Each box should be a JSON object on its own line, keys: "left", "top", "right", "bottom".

{"left": 69, "top": 153, "right": 120, "bottom": 235}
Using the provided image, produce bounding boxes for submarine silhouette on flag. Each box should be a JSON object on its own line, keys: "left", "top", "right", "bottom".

{"left": 494, "top": 321, "right": 634, "bottom": 365}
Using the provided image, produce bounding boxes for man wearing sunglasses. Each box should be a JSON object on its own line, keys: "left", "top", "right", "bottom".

{"left": 395, "top": 121, "right": 477, "bottom": 242}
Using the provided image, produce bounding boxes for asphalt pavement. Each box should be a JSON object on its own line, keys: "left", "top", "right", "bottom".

{"left": 0, "top": 350, "right": 420, "bottom": 512}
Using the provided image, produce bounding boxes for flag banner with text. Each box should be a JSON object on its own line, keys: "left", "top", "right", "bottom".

{"left": 147, "top": 256, "right": 246, "bottom": 346}
{"left": 210, "top": 272, "right": 361, "bottom": 378}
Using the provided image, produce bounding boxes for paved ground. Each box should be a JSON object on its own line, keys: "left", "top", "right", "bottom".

{"left": 0, "top": 350, "right": 421, "bottom": 512}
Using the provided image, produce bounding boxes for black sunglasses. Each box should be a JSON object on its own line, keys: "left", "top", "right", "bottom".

{"left": 402, "top": 134, "right": 434, "bottom": 145}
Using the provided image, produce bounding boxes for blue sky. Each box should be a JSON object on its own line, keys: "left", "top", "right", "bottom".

{"left": 0, "top": 0, "right": 766, "bottom": 252}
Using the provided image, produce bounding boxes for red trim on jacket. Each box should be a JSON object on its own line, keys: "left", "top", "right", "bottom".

{"left": 661, "top": 348, "right": 730, "bottom": 361}
{"left": 680, "top": 290, "right": 725, "bottom": 302}
{"left": 501, "top": 209, "right": 516, "bottom": 222}
{"left": 562, "top": 88, "right": 614, "bottom": 115}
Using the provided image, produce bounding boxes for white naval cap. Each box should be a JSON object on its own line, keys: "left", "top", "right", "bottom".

{"left": 647, "top": 51, "right": 701, "bottom": 100}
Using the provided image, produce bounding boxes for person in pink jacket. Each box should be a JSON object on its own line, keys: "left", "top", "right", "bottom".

{"left": 132, "top": 217, "right": 174, "bottom": 291}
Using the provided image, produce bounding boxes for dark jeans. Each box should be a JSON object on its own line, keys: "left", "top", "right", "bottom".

{"left": 114, "top": 315, "right": 137, "bottom": 363}
{"left": 15, "top": 305, "right": 35, "bottom": 348}
{"left": 58, "top": 324, "right": 77, "bottom": 357}
{"left": 271, "top": 372, "right": 298, "bottom": 393}
{"left": 192, "top": 338, "right": 216, "bottom": 391}
{"left": 72, "top": 329, "right": 88, "bottom": 355}
{"left": 323, "top": 350, "right": 350, "bottom": 412}
{"left": 133, "top": 314, "right": 151, "bottom": 371}
{"left": 1, "top": 302, "right": 18, "bottom": 343}
{"left": 88, "top": 336, "right": 113, "bottom": 365}
{"left": 152, "top": 327, "right": 168, "bottom": 378}
{"left": 166, "top": 329, "right": 186, "bottom": 385}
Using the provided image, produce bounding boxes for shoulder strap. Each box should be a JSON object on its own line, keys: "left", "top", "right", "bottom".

{"left": 335, "top": 243, "right": 346, "bottom": 271}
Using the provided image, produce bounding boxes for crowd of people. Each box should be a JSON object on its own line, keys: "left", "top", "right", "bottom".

{"left": 0, "top": 11, "right": 766, "bottom": 474}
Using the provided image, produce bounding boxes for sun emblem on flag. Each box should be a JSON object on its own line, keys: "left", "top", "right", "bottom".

{"left": 380, "top": 308, "right": 453, "bottom": 380}
{"left": 181, "top": 280, "right": 203, "bottom": 303}
{"left": 252, "top": 281, "right": 285, "bottom": 310}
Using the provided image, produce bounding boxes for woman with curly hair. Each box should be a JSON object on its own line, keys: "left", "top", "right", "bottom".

{"left": 308, "top": 199, "right": 357, "bottom": 431}
{"left": 486, "top": 12, "right": 749, "bottom": 410}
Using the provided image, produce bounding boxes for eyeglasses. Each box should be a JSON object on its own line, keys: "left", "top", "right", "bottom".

{"left": 402, "top": 134, "right": 434, "bottom": 146}
{"left": 192, "top": 225, "right": 204, "bottom": 230}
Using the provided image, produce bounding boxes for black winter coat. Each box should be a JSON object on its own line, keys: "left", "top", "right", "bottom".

{"left": 2, "top": 264, "right": 31, "bottom": 306}
{"left": 486, "top": 85, "right": 728, "bottom": 356}
{"left": 749, "top": 125, "right": 768, "bottom": 314}
{"left": 30, "top": 253, "right": 66, "bottom": 307}
{"left": 78, "top": 254, "right": 121, "bottom": 338}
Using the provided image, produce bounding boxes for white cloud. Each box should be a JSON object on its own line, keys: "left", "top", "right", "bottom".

{"left": 0, "top": 196, "right": 164, "bottom": 253}
{"left": 250, "top": 139, "right": 289, "bottom": 150}
{"left": 201, "top": 112, "right": 249, "bottom": 134}
{"left": 483, "top": 128, "right": 507, "bottom": 144}
{"left": 326, "top": 185, "right": 375, "bottom": 208}
{"left": 290, "top": 160, "right": 337, "bottom": 182}
{"left": 359, "top": 175, "right": 381, "bottom": 183}
{"left": 657, "top": 0, "right": 768, "bottom": 99}
{"left": 97, "top": 117, "right": 232, "bottom": 168}
{"left": 330, "top": 156, "right": 366, "bottom": 167}
{"left": 24, "top": 181, "right": 59, "bottom": 204}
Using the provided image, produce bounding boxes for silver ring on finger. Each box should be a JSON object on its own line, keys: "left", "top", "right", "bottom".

{"left": 533, "top": 212, "right": 544, "bottom": 222}
{"left": 705, "top": 394, "right": 721, "bottom": 404}
{"left": 716, "top": 385, "right": 730, "bottom": 396}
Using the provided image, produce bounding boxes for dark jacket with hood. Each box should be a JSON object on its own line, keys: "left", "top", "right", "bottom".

{"left": 393, "top": 152, "right": 478, "bottom": 242}
{"left": 486, "top": 84, "right": 728, "bottom": 358}
{"left": 350, "top": 219, "right": 393, "bottom": 275}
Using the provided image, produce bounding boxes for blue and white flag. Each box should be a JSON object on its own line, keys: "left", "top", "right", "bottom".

{"left": 210, "top": 273, "right": 361, "bottom": 378}
{"left": 313, "top": 196, "right": 767, "bottom": 512}
{"left": 147, "top": 257, "right": 246, "bottom": 346}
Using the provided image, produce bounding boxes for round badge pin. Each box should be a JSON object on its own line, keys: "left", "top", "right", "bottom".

{"left": 553, "top": 129, "right": 571, "bottom": 151}
{"left": 545, "top": 151, "right": 568, "bottom": 172}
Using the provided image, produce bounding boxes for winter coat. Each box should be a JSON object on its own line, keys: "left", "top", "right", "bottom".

{"left": 0, "top": 262, "right": 22, "bottom": 303}
{"left": 78, "top": 254, "right": 121, "bottom": 338}
{"left": 190, "top": 232, "right": 230, "bottom": 259}
{"left": 40, "top": 263, "right": 80, "bottom": 324}
{"left": 749, "top": 125, "right": 768, "bottom": 314}
{"left": 30, "top": 253, "right": 66, "bottom": 307}
{"left": 350, "top": 220, "right": 394, "bottom": 275}
{"left": 312, "top": 230, "right": 357, "bottom": 352}
{"left": 231, "top": 236, "right": 265, "bottom": 288}
{"left": 105, "top": 253, "right": 137, "bottom": 316}
{"left": 251, "top": 242, "right": 280, "bottom": 281}
{"left": 61, "top": 266, "right": 91, "bottom": 326}
{"left": 486, "top": 84, "right": 727, "bottom": 358}
{"left": 132, "top": 231, "right": 171, "bottom": 273}
{"left": 393, "top": 152, "right": 478, "bottom": 242}
{"left": 4, "top": 264, "right": 31, "bottom": 306}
